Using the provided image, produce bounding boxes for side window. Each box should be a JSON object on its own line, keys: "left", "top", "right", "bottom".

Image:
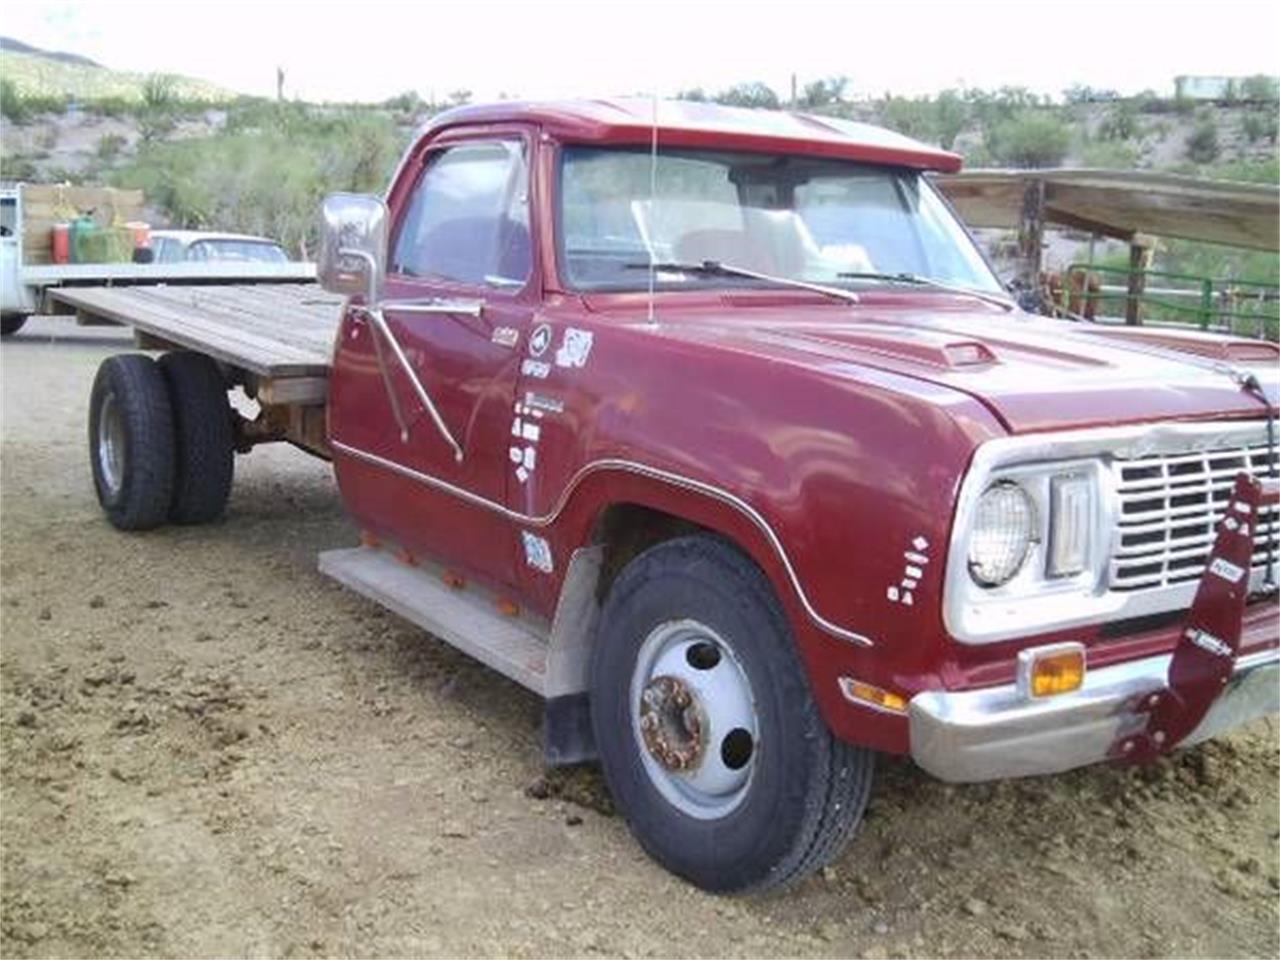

{"left": 390, "top": 140, "right": 530, "bottom": 287}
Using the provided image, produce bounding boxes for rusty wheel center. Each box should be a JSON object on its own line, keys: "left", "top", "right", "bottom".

{"left": 638, "top": 675, "right": 704, "bottom": 771}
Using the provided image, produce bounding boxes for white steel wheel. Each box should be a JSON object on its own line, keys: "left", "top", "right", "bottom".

{"left": 629, "top": 619, "right": 760, "bottom": 819}
{"left": 96, "top": 391, "right": 126, "bottom": 499}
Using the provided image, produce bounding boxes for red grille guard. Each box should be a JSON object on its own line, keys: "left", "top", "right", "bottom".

{"left": 1114, "top": 473, "right": 1280, "bottom": 762}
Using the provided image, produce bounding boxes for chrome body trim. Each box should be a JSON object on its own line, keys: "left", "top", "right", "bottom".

{"left": 946, "top": 420, "right": 1274, "bottom": 645}
{"left": 329, "top": 438, "right": 874, "bottom": 647}
{"left": 909, "top": 644, "right": 1279, "bottom": 783}
{"left": 356, "top": 305, "right": 465, "bottom": 462}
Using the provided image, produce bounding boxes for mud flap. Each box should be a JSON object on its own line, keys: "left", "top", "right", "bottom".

{"left": 1113, "top": 473, "right": 1278, "bottom": 762}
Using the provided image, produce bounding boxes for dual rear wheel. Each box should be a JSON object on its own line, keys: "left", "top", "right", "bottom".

{"left": 88, "top": 352, "right": 235, "bottom": 530}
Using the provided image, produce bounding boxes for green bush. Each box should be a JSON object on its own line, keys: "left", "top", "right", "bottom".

{"left": 987, "top": 112, "right": 1071, "bottom": 168}
{"left": 97, "top": 133, "right": 126, "bottom": 161}
{"left": 714, "top": 82, "right": 780, "bottom": 110}
{"left": 1241, "top": 110, "right": 1278, "bottom": 144}
{"left": 1079, "top": 140, "right": 1139, "bottom": 169}
{"left": 0, "top": 78, "right": 66, "bottom": 123}
{"left": 1185, "top": 113, "right": 1219, "bottom": 163}
{"left": 1098, "top": 102, "right": 1141, "bottom": 141}
{"left": 141, "top": 73, "right": 177, "bottom": 111}
{"left": 879, "top": 96, "right": 935, "bottom": 140}
{"left": 1241, "top": 74, "right": 1280, "bottom": 103}
{"left": 111, "top": 106, "right": 406, "bottom": 255}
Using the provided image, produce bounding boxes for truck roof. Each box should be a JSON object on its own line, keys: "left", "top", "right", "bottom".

{"left": 424, "top": 98, "right": 963, "bottom": 173}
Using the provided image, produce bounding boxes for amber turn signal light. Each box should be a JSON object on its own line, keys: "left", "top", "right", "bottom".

{"left": 1017, "top": 643, "right": 1085, "bottom": 699}
{"left": 838, "top": 677, "right": 908, "bottom": 713}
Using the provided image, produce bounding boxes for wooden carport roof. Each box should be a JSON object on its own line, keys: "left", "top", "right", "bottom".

{"left": 934, "top": 169, "right": 1279, "bottom": 250}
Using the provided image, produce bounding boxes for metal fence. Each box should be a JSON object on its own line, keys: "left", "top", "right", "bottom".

{"left": 1057, "top": 263, "right": 1279, "bottom": 341}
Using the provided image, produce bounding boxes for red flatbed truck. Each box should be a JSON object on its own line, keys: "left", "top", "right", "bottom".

{"left": 73, "top": 99, "right": 1279, "bottom": 893}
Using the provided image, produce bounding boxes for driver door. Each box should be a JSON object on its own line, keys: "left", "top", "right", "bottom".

{"left": 330, "top": 133, "right": 535, "bottom": 588}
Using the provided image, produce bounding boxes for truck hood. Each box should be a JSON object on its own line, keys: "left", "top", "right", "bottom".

{"left": 625, "top": 300, "right": 1280, "bottom": 433}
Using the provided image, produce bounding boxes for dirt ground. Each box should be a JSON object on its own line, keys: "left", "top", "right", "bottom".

{"left": 1, "top": 316, "right": 1277, "bottom": 959}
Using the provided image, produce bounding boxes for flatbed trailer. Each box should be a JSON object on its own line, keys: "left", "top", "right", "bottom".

{"left": 51, "top": 281, "right": 342, "bottom": 458}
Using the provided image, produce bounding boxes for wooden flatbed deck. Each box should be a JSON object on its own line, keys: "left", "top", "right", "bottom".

{"left": 47, "top": 282, "right": 343, "bottom": 378}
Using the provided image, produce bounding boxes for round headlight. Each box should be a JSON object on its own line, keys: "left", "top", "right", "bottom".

{"left": 968, "top": 481, "right": 1036, "bottom": 587}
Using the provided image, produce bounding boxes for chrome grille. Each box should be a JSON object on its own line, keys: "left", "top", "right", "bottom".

{"left": 1111, "top": 437, "right": 1278, "bottom": 591}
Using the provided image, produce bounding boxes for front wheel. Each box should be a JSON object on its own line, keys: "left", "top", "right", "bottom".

{"left": 1, "top": 314, "right": 28, "bottom": 337}
{"left": 590, "top": 535, "right": 874, "bottom": 893}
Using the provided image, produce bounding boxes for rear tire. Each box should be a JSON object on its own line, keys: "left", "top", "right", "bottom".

{"left": 1, "top": 314, "right": 28, "bottom": 337}
{"left": 88, "top": 354, "right": 175, "bottom": 530}
{"left": 590, "top": 534, "right": 874, "bottom": 893}
{"left": 159, "top": 351, "right": 234, "bottom": 524}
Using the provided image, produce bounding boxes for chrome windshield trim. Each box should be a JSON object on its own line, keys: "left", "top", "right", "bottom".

{"left": 330, "top": 438, "right": 874, "bottom": 648}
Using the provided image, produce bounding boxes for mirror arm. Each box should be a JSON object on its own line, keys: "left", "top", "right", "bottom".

{"left": 340, "top": 247, "right": 464, "bottom": 463}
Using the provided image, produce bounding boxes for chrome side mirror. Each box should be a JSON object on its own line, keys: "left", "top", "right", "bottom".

{"left": 318, "top": 193, "right": 389, "bottom": 303}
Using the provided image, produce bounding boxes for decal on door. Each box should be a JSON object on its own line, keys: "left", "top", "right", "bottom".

{"left": 555, "top": 328, "right": 594, "bottom": 368}
{"left": 887, "top": 535, "right": 930, "bottom": 607}
{"left": 521, "top": 531, "right": 554, "bottom": 574}
{"left": 520, "top": 358, "right": 551, "bottom": 379}
{"left": 491, "top": 326, "right": 519, "bottom": 348}
{"left": 509, "top": 394, "right": 549, "bottom": 485}
{"left": 528, "top": 323, "right": 553, "bottom": 357}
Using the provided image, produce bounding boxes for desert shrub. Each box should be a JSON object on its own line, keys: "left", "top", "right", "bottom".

{"left": 0, "top": 78, "right": 28, "bottom": 122}
{"left": 83, "top": 96, "right": 132, "bottom": 118}
{"left": 879, "top": 96, "right": 935, "bottom": 140}
{"left": 0, "top": 79, "right": 66, "bottom": 122}
{"left": 933, "top": 90, "right": 969, "bottom": 150}
{"left": 96, "top": 133, "right": 126, "bottom": 160}
{"left": 1079, "top": 140, "right": 1139, "bottom": 169}
{"left": 987, "top": 112, "right": 1071, "bottom": 168}
{"left": 1098, "top": 102, "right": 1141, "bottom": 141}
{"left": 0, "top": 152, "right": 40, "bottom": 180}
{"left": 141, "top": 73, "right": 177, "bottom": 112}
{"left": 1241, "top": 110, "right": 1278, "bottom": 144}
{"left": 1185, "top": 113, "right": 1220, "bottom": 163}
{"left": 714, "top": 82, "right": 780, "bottom": 110}
{"left": 1241, "top": 74, "right": 1280, "bottom": 103}
{"left": 797, "top": 76, "right": 848, "bottom": 110}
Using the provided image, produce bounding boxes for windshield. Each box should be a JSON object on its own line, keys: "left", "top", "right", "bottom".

{"left": 559, "top": 146, "right": 1001, "bottom": 294}
{"left": 187, "top": 239, "right": 289, "bottom": 263}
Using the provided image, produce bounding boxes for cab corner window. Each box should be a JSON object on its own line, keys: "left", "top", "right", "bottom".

{"left": 390, "top": 140, "right": 531, "bottom": 288}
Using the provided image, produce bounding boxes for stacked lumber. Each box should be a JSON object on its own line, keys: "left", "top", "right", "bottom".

{"left": 20, "top": 185, "right": 146, "bottom": 264}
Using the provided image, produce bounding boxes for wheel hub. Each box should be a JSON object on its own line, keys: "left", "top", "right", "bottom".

{"left": 629, "top": 620, "right": 760, "bottom": 819}
{"left": 639, "top": 675, "right": 704, "bottom": 770}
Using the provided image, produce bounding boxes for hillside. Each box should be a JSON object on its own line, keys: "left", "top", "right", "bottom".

{"left": 0, "top": 46, "right": 232, "bottom": 103}
{"left": 1, "top": 60, "right": 1275, "bottom": 285}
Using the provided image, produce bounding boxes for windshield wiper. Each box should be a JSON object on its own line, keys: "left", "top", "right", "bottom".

{"left": 836, "top": 271, "right": 1015, "bottom": 311}
{"left": 626, "top": 259, "right": 859, "bottom": 305}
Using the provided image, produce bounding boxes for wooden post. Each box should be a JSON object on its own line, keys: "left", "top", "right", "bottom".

{"left": 1125, "top": 236, "right": 1152, "bottom": 326}
{"left": 1016, "top": 179, "right": 1045, "bottom": 312}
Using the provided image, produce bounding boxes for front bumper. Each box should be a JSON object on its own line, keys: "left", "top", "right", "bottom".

{"left": 909, "top": 644, "right": 1279, "bottom": 783}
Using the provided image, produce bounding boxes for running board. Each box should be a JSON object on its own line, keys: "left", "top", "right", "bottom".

{"left": 319, "top": 546, "right": 552, "bottom": 695}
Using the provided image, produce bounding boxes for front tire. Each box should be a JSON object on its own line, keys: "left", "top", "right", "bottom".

{"left": 88, "top": 354, "right": 175, "bottom": 530}
{"left": 590, "top": 535, "right": 874, "bottom": 893}
{"left": 1, "top": 314, "right": 28, "bottom": 337}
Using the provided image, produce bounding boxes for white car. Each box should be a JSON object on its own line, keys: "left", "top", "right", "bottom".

{"left": 149, "top": 230, "right": 290, "bottom": 264}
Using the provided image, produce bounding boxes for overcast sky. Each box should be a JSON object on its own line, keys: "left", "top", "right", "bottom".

{"left": 4, "top": 0, "right": 1278, "bottom": 104}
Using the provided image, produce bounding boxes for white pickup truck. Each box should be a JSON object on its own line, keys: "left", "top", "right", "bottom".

{"left": 0, "top": 184, "right": 314, "bottom": 336}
